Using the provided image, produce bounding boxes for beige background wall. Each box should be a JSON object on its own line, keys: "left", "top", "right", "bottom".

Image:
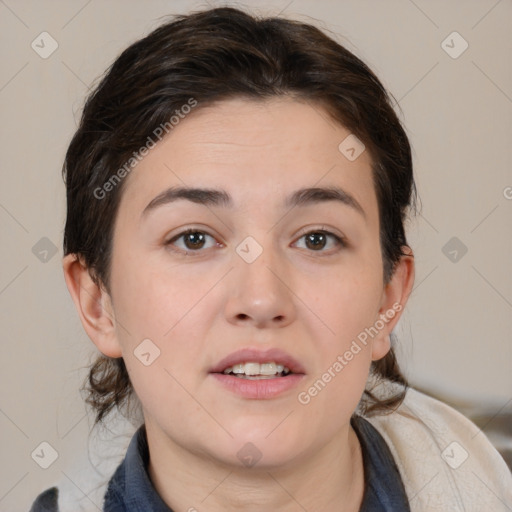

{"left": 1, "top": 0, "right": 511, "bottom": 510}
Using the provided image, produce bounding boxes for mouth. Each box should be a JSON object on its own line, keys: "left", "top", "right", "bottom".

{"left": 209, "top": 348, "right": 306, "bottom": 399}
{"left": 221, "top": 362, "right": 293, "bottom": 380}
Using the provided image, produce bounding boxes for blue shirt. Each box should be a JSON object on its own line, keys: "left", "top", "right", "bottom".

{"left": 30, "top": 416, "right": 410, "bottom": 511}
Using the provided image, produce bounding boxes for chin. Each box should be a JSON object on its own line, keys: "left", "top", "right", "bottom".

{"left": 213, "top": 426, "right": 306, "bottom": 470}
{"left": 211, "top": 444, "right": 303, "bottom": 472}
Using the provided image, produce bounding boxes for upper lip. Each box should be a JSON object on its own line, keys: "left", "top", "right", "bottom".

{"left": 210, "top": 348, "right": 306, "bottom": 374}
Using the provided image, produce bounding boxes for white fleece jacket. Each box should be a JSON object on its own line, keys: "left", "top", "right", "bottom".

{"left": 366, "top": 386, "right": 512, "bottom": 511}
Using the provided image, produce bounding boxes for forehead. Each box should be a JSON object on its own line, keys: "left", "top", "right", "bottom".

{"left": 118, "top": 97, "right": 378, "bottom": 219}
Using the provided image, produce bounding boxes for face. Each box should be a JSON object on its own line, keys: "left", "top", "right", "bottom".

{"left": 94, "top": 97, "right": 407, "bottom": 468}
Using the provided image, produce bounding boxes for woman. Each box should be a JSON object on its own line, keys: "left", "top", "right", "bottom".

{"left": 30, "top": 6, "right": 512, "bottom": 512}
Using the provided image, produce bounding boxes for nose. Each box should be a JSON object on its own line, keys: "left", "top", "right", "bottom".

{"left": 224, "top": 242, "right": 296, "bottom": 329}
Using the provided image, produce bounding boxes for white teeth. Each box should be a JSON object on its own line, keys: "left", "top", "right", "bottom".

{"left": 231, "top": 364, "right": 245, "bottom": 374}
{"left": 244, "top": 362, "right": 260, "bottom": 376}
{"left": 259, "top": 363, "right": 277, "bottom": 375}
{"left": 222, "top": 361, "right": 291, "bottom": 376}
{"left": 237, "top": 375, "right": 276, "bottom": 380}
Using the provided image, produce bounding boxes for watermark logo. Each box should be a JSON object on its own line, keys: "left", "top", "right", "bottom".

{"left": 441, "top": 31, "right": 469, "bottom": 60}
{"left": 31, "top": 441, "right": 59, "bottom": 469}
{"left": 134, "top": 338, "right": 161, "bottom": 366}
{"left": 236, "top": 442, "right": 262, "bottom": 467}
{"left": 338, "top": 134, "right": 366, "bottom": 161}
{"left": 31, "top": 32, "right": 59, "bottom": 59}
{"left": 441, "top": 441, "right": 469, "bottom": 469}
{"left": 442, "top": 236, "right": 468, "bottom": 263}
{"left": 32, "top": 237, "right": 58, "bottom": 263}
{"left": 236, "top": 236, "right": 263, "bottom": 264}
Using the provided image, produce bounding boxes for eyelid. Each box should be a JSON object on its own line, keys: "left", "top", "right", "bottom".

{"left": 165, "top": 227, "right": 223, "bottom": 254}
{"left": 165, "top": 224, "right": 221, "bottom": 242}
{"left": 294, "top": 225, "right": 347, "bottom": 243}
{"left": 292, "top": 226, "right": 348, "bottom": 252}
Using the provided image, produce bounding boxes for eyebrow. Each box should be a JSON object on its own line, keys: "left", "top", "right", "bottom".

{"left": 142, "top": 185, "right": 365, "bottom": 218}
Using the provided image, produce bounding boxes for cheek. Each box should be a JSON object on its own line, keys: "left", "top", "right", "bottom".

{"left": 295, "top": 273, "right": 380, "bottom": 428}
{"left": 109, "top": 258, "right": 224, "bottom": 415}
{"left": 306, "top": 260, "right": 384, "bottom": 344}
{"left": 115, "top": 278, "right": 217, "bottom": 434}
{"left": 297, "top": 255, "right": 383, "bottom": 411}
{"left": 123, "top": 352, "right": 217, "bottom": 446}
{"left": 111, "top": 253, "right": 219, "bottom": 344}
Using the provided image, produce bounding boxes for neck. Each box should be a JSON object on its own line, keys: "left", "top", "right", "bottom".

{"left": 146, "top": 420, "right": 364, "bottom": 512}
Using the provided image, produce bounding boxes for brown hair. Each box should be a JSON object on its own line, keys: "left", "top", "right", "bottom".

{"left": 63, "top": 7, "right": 415, "bottom": 426}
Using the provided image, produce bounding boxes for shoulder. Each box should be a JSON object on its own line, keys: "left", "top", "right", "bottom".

{"left": 29, "top": 487, "right": 59, "bottom": 512}
{"left": 28, "top": 423, "right": 136, "bottom": 512}
{"left": 364, "top": 385, "right": 512, "bottom": 511}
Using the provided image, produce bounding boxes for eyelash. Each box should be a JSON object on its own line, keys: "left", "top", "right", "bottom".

{"left": 165, "top": 227, "right": 346, "bottom": 256}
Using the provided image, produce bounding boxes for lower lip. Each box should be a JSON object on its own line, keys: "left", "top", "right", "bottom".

{"left": 210, "top": 373, "right": 305, "bottom": 399}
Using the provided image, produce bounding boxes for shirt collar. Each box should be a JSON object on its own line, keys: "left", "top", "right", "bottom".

{"left": 103, "top": 424, "right": 172, "bottom": 511}
{"left": 352, "top": 415, "right": 411, "bottom": 511}
{"left": 104, "top": 417, "right": 409, "bottom": 511}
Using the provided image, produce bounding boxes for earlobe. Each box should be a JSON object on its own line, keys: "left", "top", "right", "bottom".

{"left": 371, "top": 247, "right": 415, "bottom": 361}
{"left": 62, "top": 254, "right": 123, "bottom": 358}
{"left": 371, "top": 334, "right": 391, "bottom": 361}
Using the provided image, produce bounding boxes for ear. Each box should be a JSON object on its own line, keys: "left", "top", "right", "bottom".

{"left": 371, "top": 247, "right": 415, "bottom": 361}
{"left": 62, "top": 254, "right": 122, "bottom": 358}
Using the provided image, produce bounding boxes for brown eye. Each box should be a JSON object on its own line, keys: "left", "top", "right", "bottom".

{"left": 167, "top": 230, "right": 218, "bottom": 253}
{"left": 294, "top": 230, "right": 345, "bottom": 252}
{"left": 305, "top": 232, "right": 328, "bottom": 250}
{"left": 183, "top": 231, "right": 207, "bottom": 249}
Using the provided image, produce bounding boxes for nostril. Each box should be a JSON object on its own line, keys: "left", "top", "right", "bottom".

{"left": 237, "top": 313, "right": 249, "bottom": 320}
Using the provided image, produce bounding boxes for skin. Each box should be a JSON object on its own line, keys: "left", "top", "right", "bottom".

{"left": 63, "top": 97, "right": 414, "bottom": 512}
